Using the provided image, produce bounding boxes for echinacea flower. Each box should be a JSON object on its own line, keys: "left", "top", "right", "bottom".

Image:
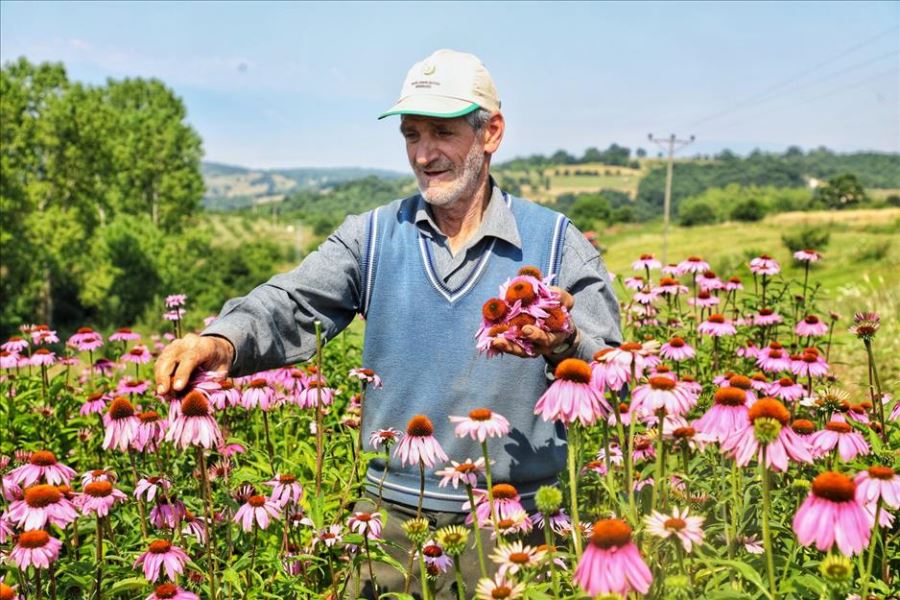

{"left": 8, "top": 451, "right": 76, "bottom": 487}
{"left": 436, "top": 458, "right": 485, "bottom": 489}
{"left": 793, "top": 471, "right": 870, "bottom": 556}
{"left": 348, "top": 367, "right": 383, "bottom": 388}
{"left": 150, "top": 497, "right": 186, "bottom": 529}
{"left": 295, "top": 380, "right": 337, "bottom": 409}
{"left": 1, "top": 337, "right": 28, "bottom": 353}
{"left": 133, "top": 411, "right": 167, "bottom": 453}
{"left": 80, "top": 392, "right": 108, "bottom": 416}
{"left": 692, "top": 386, "right": 749, "bottom": 443}
{"left": 10, "top": 530, "right": 62, "bottom": 570}
{"left": 791, "top": 349, "right": 829, "bottom": 378}
{"left": 67, "top": 327, "right": 104, "bottom": 352}
{"left": 449, "top": 408, "right": 510, "bottom": 441}
{"left": 234, "top": 495, "right": 280, "bottom": 532}
{"left": 80, "top": 480, "right": 128, "bottom": 517}
{"left": 653, "top": 277, "right": 689, "bottom": 297}
{"left": 490, "top": 541, "right": 546, "bottom": 576}
{"left": 535, "top": 359, "right": 609, "bottom": 426}
{"left": 347, "top": 511, "right": 383, "bottom": 540}
{"left": 808, "top": 420, "right": 870, "bottom": 462}
{"left": 688, "top": 290, "right": 720, "bottom": 308}
{"left": 855, "top": 466, "right": 900, "bottom": 508}
{"left": 475, "top": 573, "right": 526, "bottom": 600}
{"left": 164, "top": 390, "right": 223, "bottom": 449}
{"left": 696, "top": 270, "right": 725, "bottom": 291}
{"left": 264, "top": 474, "right": 303, "bottom": 506}
{"left": 165, "top": 294, "right": 187, "bottom": 308}
{"left": 676, "top": 256, "right": 709, "bottom": 275}
{"left": 419, "top": 539, "right": 453, "bottom": 573}
{"left": 103, "top": 396, "right": 141, "bottom": 451}
{"left": 30, "top": 348, "right": 56, "bottom": 367}
{"left": 793, "top": 249, "right": 821, "bottom": 262}
{"left": 492, "top": 509, "right": 534, "bottom": 537}
{"left": 631, "top": 376, "right": 697, "bottom": 418}
{"left": 122, "top": 345, "right": 152, "bottom": 364}
{"left": 7, "top": 484, "right": 78, "bottom": 530}
{"left": 659, "top": 337, "right": 695, "bottom": 362}
{"left": 133, "top": 540, "right": 190, "bottom": 582}
{"left": 591, "top": 341, "right": 657, "bottom": 391}
{"left": 135, "top": 477, "right": 171, "bottom": 502}
{"left": 849, "top": 312, "right": 879, "bottom": 340}
{"left": 241, "top": 378, "right": 278, "bottom": 411}
{"left": 632, "top": 254, "right": 661, "bottom": 271}
{"left": 698, "top": 314, "right": 736, "bottom": 337}
{"left": 0, "top": 579, "right": 18, "bottom": 600}
{"left": 574, "top": 519, "right": 652, "bottom": 596}
{"left": 767, "top": 377, "right": 805, "bottom": 403}
{"left": 464, "top": 483, "right": 525, "bottom": 527}
{"left": 644, "top": 506, "right": 705, "bottom": 552}
{"left": 145, "top": 583, "right": 200, "bottom": 600}
{"left": 530, "top": 508, "right": 571, "bottom": 535}
{"left": 312, "top": 524, "right": 343, "bottom": 549}
{"left": 369, "top": 428, "right": 402, "bottom": 450}
{"left": 756, "top": 343, "right": 791, "bottom": 373}
{"left": 109, "top": 327, "right": 141, "bottom": 343}
{"left": 721, "top": 397, "right": 813, "bottom": 471}
{"left": 796, "top": 315, "right": 828, "bottom": 337}
{"left": 753, "top": 308, "right": 783, "bottom": 327}
{"left": 394, "top": 415, "right": 448, "bottom": 468}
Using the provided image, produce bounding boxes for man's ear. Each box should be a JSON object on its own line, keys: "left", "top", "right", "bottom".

{"left": 482, "top": 112, "right": 505, "bottom": 155}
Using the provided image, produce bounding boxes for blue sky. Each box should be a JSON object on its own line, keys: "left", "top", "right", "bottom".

{"left": 2, "top": 1, "right": 897, "bottom": 170}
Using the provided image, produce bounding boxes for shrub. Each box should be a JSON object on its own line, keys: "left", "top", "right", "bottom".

{"left": 730, "top": 198, "right": 766, "bottom": 222}
{"left": 678, "top": 198, "right": 718, "bottom": 226}
{"left": 781, "top": 227, "right": 831, "bottom": 254}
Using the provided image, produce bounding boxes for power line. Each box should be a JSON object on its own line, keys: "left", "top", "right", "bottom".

{"left": 647, "top": 133, "right": 695, "bottom": 264}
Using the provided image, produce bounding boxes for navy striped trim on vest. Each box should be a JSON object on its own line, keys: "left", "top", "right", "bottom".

{"left": 545, "top": 213, "right": 569, "bottom": 285}
{"left": 360, "top": 207, "right": 380, "bottom": 317}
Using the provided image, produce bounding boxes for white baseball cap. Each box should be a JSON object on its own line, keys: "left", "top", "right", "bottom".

{"left": 378, "top": 49, "right": 500, "bottom": 119}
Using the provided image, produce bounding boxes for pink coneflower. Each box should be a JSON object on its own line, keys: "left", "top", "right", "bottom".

{"left": 449, "top": 408, "right": 510, "bottom": 442}
{"left": 736, "top": 342, "right": 762, "bottom": 361}
{"left": 631, "top": 436, "right": 656, "bottom": 462}
{"left": 724, "top": 374, "right": 758, "bottom": 405}
{"left": 591, "top": 342, "right": 656, "bottom": 391}
{"left": 792, "top": 349, "right": 829, "bottom": 378}
{"left": 418, "top": 540, "right": 453, "bottom": 573}
{"left": 10, "top": 530, "right": 62, "bottom": 570}
{"left": 79, "top": 480, "right": 127, "bottom": 517}
{"left": 146, "top": 583, "right": 200, "bottom": 600}
{"left": 659, "top": 337, "right": 695, "bottom": 362}
{"left": 295, "top": 380, "right": 337, "bottom": 409}
{"left": 750, "top": 255, "right": 780, "bottom": 275}
{"left": 103, "top": 396, "right": 141, "bottom": 451}
{"left": 312, "top": 524, "right": 343, "bottom": 549}
{"left": 133, "top": 411, "right": 167, "bottom": 453}
{"left": 164, "top": 309, "right": 185, "bottom": 322}
{"left": 265, "top": 474, "right": 303, "bottom": 506}
{"left": 30, "top": 348, "right": 56, "bottom": 367}
{"left": 490, "top": 541, "right": 546, "bottom": 576}
{"left": 795, "top": 315, "right": 828, "bottom": 337}
{"left": 768, "top": 377, "right": 805, "bottom": 403}
{"left": 149, "top": 497, "right": 186, "bottom": 529}
{"left": 134, "top": 540, "right": 190, "bottom": 582}
{"left": 721, "top": 398, "right": 813, "bottom": 471}
{"left": 81, "top": 469, "right": 116, "bottom": 486}
{"left": 632, "top": 286, "right": 657, "bottom": 305}
{"left": 696, "top": 270, "right": 725, "bottom": 291}
{"left": 1, "top": 337, "right": 28, "bottom": 353}
{"left": 348, "top": 367, "right": 383, "bottom": 388}
{"left": 631, "top": 376, "right": 697, "bottom": 418}
{"left": 809, "top": 420, "right": 870, "bottom": 461}
{"left": 677, "top": 256, "right": 709, "bottom": 275}
{"left": 29, "top": 325, "right": 59, "bottom": 345}
{"left": 492, "top": 510, "right": 533, "bottom": 537}
{"left": 474, "top": 573, "right": 526, "bottom": 600}
{"left": 535, "top": 359, "right": 609, "bottom": 426}
{"left": 234, "top": 495, "right": 280, "bottom": 532}
{"left": 79, "top": 392, "right": 108, "bottom": 416}
{"left": 623, "top": 275, "right": 645, "bottom": 291}
{"left": 122, "top": 345, "right": 152, "bottom": 364}
{"left": 9, "top": 451, "right": 76, "bottom": 487}
{"left": 724, "top": 276, "right": 744, "bottom": 292}
{"left": 369, "top": 428, "right": 402, "bottom": 451}
{"left": 698, "top": 314, "right": 736, "bottom": 337}
{"left": 394, "top": 415, "right": 448, "bottom": 468}
{"left": 693, "top": 387, "right": 749, "bottom": 443}
{"left": 855, "top": 466, "right": 900, "bottom": 508}
{"left": 688, "top": 290, "right": 720, "bottom": 308}
{"left": 749, "top": 371, "right": 770, "bottom": 392}
{"left": 793, "top": 472, "right": 870, "bottom": 556}
{"left": 208, "top": 380, "right": 241, "bottom": 410}
{"left": 0, "top": 350, "right": 20, "bottom": 369}
{"left": 347, "top": 511, "right": 383, "bottom": 540}
{"left": 644, "top": 506, "right": 705, "bottom": 552}
{"left": 794, "top": 249, "right": 821, "bottom": 262}
{"left": 632, "top": 254, "right": 661, "bottom": 271}
{"left": 756, "top": 343, "right": 791, "bottom": 373}
{"left": 181, "top": 509, "right": 207, "bottom": 544}
{"left": 574, "top": 519, "right": 652, "bottom": 596}
{"left": 653, "top": 276, "right": 689, "bottom": 297}
{"left": 531, "top": 507, "right": 571, "bottom": 535}
{"left": 753, "top": 308, "right": 783, "bottom": 327}
{"left": 135, "top": 477, "right": 171, "bottom": 502}
{"left": 67, "top": 327, "right": 104, "bottom": 352}
{"left": 436, "top": 458, "right": 485, "bottom": 489}
{"left": 165, "top": 390, "right": 223, "bottom": 449}
{"left": 165, "top": 294, "right": 187, "bottom": 308}
{"left": 0, "top": 579, "right": 18, "bottom": 600}
{"left": 116, "top": 378, "right": 150, "bottom": 396}
{"left": 7, "top": 484, "right": 78, "bottom": 530}
{"left": 465, "top": 483, "right": 526, "bottom": 526}
{"left": 109, "top": 327, "right": 141, "bottom": 343}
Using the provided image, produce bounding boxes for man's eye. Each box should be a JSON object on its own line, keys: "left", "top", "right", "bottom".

{"left": 403, "top": 132, "right": 418, "bottom": 141}
{"left": 437, "top": 130, "right": 453, "bottom": 137}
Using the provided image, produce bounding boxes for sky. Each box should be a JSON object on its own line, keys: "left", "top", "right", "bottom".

{"left": 2, "top": 1, "right": 898, "bottom": 171}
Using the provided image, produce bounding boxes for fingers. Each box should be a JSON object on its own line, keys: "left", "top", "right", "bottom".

{"left": 491, "top": 338, "right": 529, "bottom": 358}
{"left": 154, "top": 349, "right": 177, "bottom": 395}
{"left": 154, "top": 334, "right": 204, "bottom": 395}
{"left": 521, "top": 325, "right": 568, "bottom": 351}
{"left": 550, "top": 286, "right": 575, "bottom": 310}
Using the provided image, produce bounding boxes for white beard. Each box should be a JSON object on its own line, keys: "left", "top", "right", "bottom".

{"left": 415, "top": 141, "right": 485, "bottom": 208}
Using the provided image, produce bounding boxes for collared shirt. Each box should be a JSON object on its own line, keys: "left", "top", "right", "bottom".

{"left": 203, "top": 180, "right": 622, "bottom": 376}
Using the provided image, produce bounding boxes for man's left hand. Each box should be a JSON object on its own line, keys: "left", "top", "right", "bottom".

{"left": 490, "top": 286, "right": 578, "bottom": 359}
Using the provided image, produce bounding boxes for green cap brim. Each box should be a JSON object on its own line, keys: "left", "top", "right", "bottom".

{"left": 378, "top": 102, "right": 480, "bottom": 120}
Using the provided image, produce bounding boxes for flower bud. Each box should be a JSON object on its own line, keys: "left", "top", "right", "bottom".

{"left": 402, "top": 517, "right": 430, "bottom": 545}
{"left": 535, "top": 485, "right": 563, "bottom": 514}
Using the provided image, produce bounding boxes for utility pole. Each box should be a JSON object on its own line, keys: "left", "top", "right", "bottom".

{"left": 647, "top": 133, "right": 695, "bottom": 264}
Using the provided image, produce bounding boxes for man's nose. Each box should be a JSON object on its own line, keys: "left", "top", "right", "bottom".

{"left": 414, "top": 136, "right": 440, "bottom": 167}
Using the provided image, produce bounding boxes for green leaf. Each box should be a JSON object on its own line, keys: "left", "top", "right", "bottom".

{"left": 110, "top": 577, "right": 148, "bottom": 595}
{"left": 702, "top": 558, "right": 773, "bottom": 600}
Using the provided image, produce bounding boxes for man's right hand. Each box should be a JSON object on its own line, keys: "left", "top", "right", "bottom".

{"left": 154, "top": 333, "right": 235, "bottom": 395}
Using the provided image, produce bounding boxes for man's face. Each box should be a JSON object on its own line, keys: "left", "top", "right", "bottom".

{"left": 400, "top": 115, "right": 485, "bottom": 208}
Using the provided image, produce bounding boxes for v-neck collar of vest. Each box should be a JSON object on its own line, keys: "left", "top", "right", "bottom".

{"left": 418, "top": 191, "right": 512, "bottom": 303}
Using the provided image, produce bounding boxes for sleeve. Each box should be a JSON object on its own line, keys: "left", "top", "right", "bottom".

{"left": 200, "top": 213, "right": 367, "bottom": 377}
{"left": 556, "top": 224, "right": 623, "bottom": 362}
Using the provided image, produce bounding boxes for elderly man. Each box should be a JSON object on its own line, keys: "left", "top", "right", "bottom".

{"left": 155, "top": 49, "right": 621, "bottom": 597}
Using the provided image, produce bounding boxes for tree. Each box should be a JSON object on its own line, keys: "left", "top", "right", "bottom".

{"left": 582, "top": 147, "right": 603, "bottom": 163}
{"left": 635, "top": 147, "right": 647, "bottom": 159}
{"left": 814, "top": 173, "right": 867, "bottom": 209}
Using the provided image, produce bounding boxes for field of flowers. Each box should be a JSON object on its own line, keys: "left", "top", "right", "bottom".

{"left": 0, "top": 247, "right": 896, "bottom": 600}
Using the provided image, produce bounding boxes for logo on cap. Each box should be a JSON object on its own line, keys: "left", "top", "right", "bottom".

{"left": 423, "top": 63, "right": 436, "bottom": 76}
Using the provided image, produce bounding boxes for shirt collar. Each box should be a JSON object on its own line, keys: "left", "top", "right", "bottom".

{"left": 413, "top": 177, "right": 522, "bottom": 249}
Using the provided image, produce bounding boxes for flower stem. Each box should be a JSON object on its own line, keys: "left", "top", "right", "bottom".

{"left": 465, "top": 484, "right": 488, "bottom": 578}
{"left": 861, "top": 499, "right": 882, "bottom": 600}
{"left": 567, "top": 423, "right": 583, "bottom": 559}
{"left": 261, "top": 411, "right": 277, "bottom": 476}
{"left": 127, "top": 451, "right": 149, "bottom": 539}
{"left": 375, "top": 447, "right": 390, "bottom": 510}
{"left": 417, "top": 459, "right": 425, "bottom": 520}
{"left": 94, "top": 515, "right": 103, "bottom": 600}
{"left": 542, "top": 511, "right": 560, "bottom": 598}
{"left": 417, "top": 544, "right": 431, "bottom": 600}
{"left": 197, "top": 448, "right": 218, "bottom": 600}
{"left": 863, "top": 340, "right": 886, "bottom": 441}
{"left": 452, "top": 555, "right": 465, "bottom": 600}
{"left": 759, "top": 448, "right": 777, "bottom": 600}
{"left": 480, "top": 440, "right": 495, "bottom": 523}
{"left": 651, "top": 409, "right": 666, "bottom": 512}
{"left": 314, "top": 320, "right": 325, "bottom": 495}
{"left": 363, "top": 532, "right": 380, "bottom": 598}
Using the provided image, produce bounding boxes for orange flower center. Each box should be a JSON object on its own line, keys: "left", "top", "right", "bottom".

{"left": 423, "top": 544, "right": 443, "bottom": 557}
{"left": 590, "top": 519, "right": 632, "bottom": 549}
{"left": 659, "top": 277, "right": 678, "bottom": 286}
{"left": 687, "top": 256, "right": 702, "bottom": 262}
{"left": 248, "top": 495, "right": 267, "bottom": 507}
{"left": 708, "top": 314, "right": 725, "bottom": 324}
{"left": 139, "top": 411, "right": 160, "bottom": 423}
{"left": 148, "top": 539, "right": 172, "bottom": 554}
{"left": 634, "top": 438, "right": 651, "bottom": 451}
{"left": 181, "top": 390, "right": 210, "bottom": 417}
{"left": 492, "top": 483, "right": 518, "bottom": 500}
{"left": 649, "top": 376, "right": 675, "bottom": 391}
{"left": 668, "top": 337, "right": 685, "bottom": 348}
{"left": 509, "top": 551, "right": 531, "bottom": 564}
{"left": 769, "top": 342, "right": 783, "bottom": 350}
{"left": 496, "top": 518, "right": 515, "bottom": 529}
{"left": 129, "top": 348, "right": 144, "bottom": 356}
{"left": 791, "top": 420, "right": 815, "bottom": 435}
{"left": 487, "top": 324, "right": 510, "bottom": 337}
{"left": 153, "top": 584, "right": 178, "bottom": 599}
{"left": 507, "top": 314, "right": 536, "bottom": 329}
{"left": 544, "top": 307, "right": 568, "bottom": 331}
{"left": 249, "top": 378, "right": 268, "bottom": 388}
{"left": 76, "top": 327, "right": 93, "bottom": 334}
{"left": 769, "top": 350, "right": 784, "bottom": 359}
{"left": 673, "top": 427, "right": 695, "bottom": 439}
{"left": 663, "top": 517, "right": 686, "bottom": 531}
{"left": 85, "top": 481, "right": 113, "bottom": 497}
{"left": 18, "top": 530, "right": 50, "bottom": 549}
{"left": 825, "top": 421, "right": 852, "bottom": 434}
{"left": 554, "top": 359, "right": 592, "bottom": 384}
{"left": 456, "top": 463, "right": 477, "bottom": 473}
{"left": 728, "top": 375, "right": 752, "bottom": 390}
{"left": 24, "top": 484, "right": 61, "bottom": 507}
{"left": 355, "top": 512, "right": 372, "bottom": 522}
{"left": 804, "top": 315, "right": 820, "bottom": 324}
{"left": 811, "top": 472, "right": 855, "bottom": 503}
{"left": 517, "top": 265, "right": 543, "bottom": 278}
{"left": 482, "top": 298, "right": 509, "bottom": 322}
{"left": 0, "top": 583, "right": 16, "bottom": 600}
{"left": 698, "top": 291, "right": 711, "bottom": 300}
{"left": 714, "top": 387, "right": 746, "bottom": 407}
{"left": 469, "top": 408, "right": 493, "bottom": 421}
{"left": 778, "top": 377, "right": 795, "bottom": 387}
{"left": 407, "top": 415, "right": 434, "bottom": 437}
{"left": 759, "top": 308, "right": 774, "bottom": 316}
{"left": 220, "top": 380, "right": 234, "bottom": 390}
{"left": 868, "top": 466, "right": 895, "bottom": 480}
{"left": 505, "top": 281, "right": 535, "bottom": 305}
{"left": 747, "top": 398, "right": 790, "bottom": 426}
{"left": 278, "top": 474, "right": 296, "bottom": 484}
{"left": 108, "top": 396, "right": 135, "bottom": 420}
{"left": 491, "top": 586, "right": 512, "bottom": 599}
{"left": 30, "top": 450, "right": 57, "bottom": 466}
{"left": 620, "top": 342, "right": 643, "bottom": 352}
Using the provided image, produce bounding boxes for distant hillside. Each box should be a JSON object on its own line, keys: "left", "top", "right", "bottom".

{"left": 202, "top": 162, "right": 405, "bottom": 210}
